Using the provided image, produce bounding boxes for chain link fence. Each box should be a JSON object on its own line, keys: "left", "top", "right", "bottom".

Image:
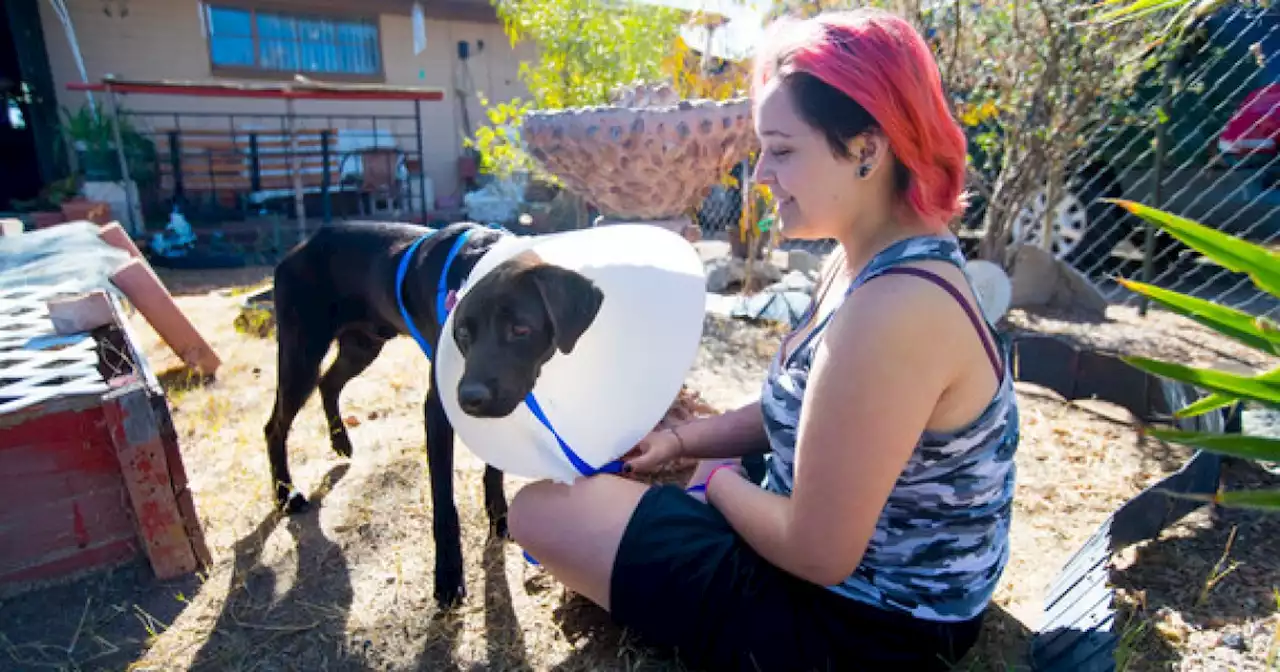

{"left": 694, "top": 2, "right": 1280, "bottom": 318}
{"left": 992, "top": 2, "right": 1280, "bottom": 317}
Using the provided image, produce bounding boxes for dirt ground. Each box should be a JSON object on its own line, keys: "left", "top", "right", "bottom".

{"left": 1, "top": 266, "right": 1278, "bottom": 671}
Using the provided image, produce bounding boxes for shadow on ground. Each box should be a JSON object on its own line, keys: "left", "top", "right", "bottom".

{"left": 0, "top": 559, "right": 201, "bottom": 671}
{"left": 538, "top": 588, "right": 1034, "bottom": 671}
{"left": 186, "top": 464, "right": 358, "bottom": 671}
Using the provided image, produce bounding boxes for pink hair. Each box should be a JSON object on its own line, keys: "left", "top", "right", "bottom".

{"left": 752, "top": 9, "right": 969, "bottom": 229}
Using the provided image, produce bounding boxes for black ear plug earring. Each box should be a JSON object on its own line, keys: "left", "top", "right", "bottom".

{"left": 858, "top": 163, "right": 872, "bottom": 178}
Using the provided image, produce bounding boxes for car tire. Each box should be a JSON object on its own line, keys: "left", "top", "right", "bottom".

{"left": 1009, "top": 164, "right": 1129, "bottom": 274}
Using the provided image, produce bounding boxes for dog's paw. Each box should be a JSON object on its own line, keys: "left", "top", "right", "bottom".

{"left": 331, "top": 434, "right": 354, "bottom": 459}
{"left": 490, "top": 516, "right": 510, "bottom": 541}
{"left": 276, "top": 484, "right": 310, "bottom": 514}
{"left": 433, "top": 575, "right": 467, "bottom": 610}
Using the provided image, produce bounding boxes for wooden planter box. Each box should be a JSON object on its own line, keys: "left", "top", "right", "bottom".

{"left": 0, "top": 284, "right": 211, "bottom": 597}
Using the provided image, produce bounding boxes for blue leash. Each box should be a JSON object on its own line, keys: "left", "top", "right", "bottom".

{"left": 394, "top": 228, "right": 623, "bottom": 567}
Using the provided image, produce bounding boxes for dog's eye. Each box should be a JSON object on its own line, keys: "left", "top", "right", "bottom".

{"left": 509, "top": 324, "right": 531, "bottom": 339}
{"left": 456, "top": 327, "right": 471, "bottom": 345}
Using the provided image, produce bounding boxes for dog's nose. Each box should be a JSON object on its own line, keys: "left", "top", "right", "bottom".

{"left": 458, "top": 382, "right": 493, "bottom": 413}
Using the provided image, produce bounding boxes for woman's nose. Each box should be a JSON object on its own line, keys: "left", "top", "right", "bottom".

{"left": 752, "top": 160, "right": 774, "bottom": 186}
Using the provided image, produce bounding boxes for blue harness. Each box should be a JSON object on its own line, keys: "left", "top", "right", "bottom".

{"left": 394, "top": 227, "right": 623, "bottom": 565}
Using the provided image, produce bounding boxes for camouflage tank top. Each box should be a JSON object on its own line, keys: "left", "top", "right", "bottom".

{"left": 759, "top": 234, "right": 1019, "bottom": 622}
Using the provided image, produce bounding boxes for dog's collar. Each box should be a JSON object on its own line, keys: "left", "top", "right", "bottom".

{"left": 394, "top": 227, "right": 475, "bottom": 359}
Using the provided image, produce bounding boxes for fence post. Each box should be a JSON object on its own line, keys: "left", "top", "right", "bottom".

{"left": 321, "top": 129, "right": 332, "bottom": 225}
{"left": 1140, "top": 63, "right": 1172, "bottom": 317}
{"left": 415, "top": 100, "right": 427, "bottom": 221}
{"left": 248, "top": 133, "right": 261, "bottom": 193}
{"left": 103, "top": 78, "right": 141, "bottom": 235}
{"left": 286, "top": 97, "right": 307, "bottom": 242}
{"left": 167, "top": 130, "right": 184, "bottom": 213}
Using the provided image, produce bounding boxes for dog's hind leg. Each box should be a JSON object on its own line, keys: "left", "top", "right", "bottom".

{"left": 483, "top": 466, "right": 509, "bottom": 539}
{"left": 264, "top": 289, "right": 336, "bottom": 514}
{"left": 424, "top": 382, "right": 467, "bottom": 609}
{"left": 319, "top": 328, "right": 385, "bottom": 459}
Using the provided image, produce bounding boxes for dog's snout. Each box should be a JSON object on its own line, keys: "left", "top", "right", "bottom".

{"left": 458, "top": 382, "right": 493, "bottom": 413}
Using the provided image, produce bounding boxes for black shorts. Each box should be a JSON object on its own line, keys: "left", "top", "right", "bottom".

{"left": 609, "top": 481, "right": 985, "bottom": 671}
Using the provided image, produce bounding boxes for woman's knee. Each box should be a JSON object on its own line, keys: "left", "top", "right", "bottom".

{"left": 507, "top": 476, "right": 647, "bottom": 551}
{"left": 507, "top": 480, "right": 567, "bottom": 548}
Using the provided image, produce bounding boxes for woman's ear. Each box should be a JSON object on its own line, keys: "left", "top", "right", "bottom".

{"left": 848, "top": 131, "right": 885, "bottom": 179}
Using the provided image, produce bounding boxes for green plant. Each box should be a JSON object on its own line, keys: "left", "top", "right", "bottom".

{"left": 57, "top": 101, "right": 157, "bottom": 183}
{"left": 464, "top": 95, "right": 538, "bottom": 181}
{"left": 466, "top": 0, "right": 688, "bottom": 183}
{"left": 10, "top": 175, "right": 80, "bottom": 212}
{"left": 1111, "top": 198, "right": 1280, "bottom": 511}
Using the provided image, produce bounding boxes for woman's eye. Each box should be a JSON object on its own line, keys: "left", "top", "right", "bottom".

{"left": 768, "top": 147, "right": 792, "bottom": 159}
{"left": 510, "top": 324, "right": 531, "bottom": 339}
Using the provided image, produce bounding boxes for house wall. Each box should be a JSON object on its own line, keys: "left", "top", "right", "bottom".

{"left": 39, "top": 0, "right": 534, "bottom": 205}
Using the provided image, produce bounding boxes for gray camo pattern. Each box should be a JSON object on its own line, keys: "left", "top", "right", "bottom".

{"left": 759, "top": 234, "right": 1019, "bottom": 623}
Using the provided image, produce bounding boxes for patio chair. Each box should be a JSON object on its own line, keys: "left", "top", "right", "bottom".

{"left": 353, "top": 148, "right": 408, "bottom": 217}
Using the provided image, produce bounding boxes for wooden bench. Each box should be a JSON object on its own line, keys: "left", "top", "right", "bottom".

{"left": 153, "top": 128, "right": 348, "bottom": 206}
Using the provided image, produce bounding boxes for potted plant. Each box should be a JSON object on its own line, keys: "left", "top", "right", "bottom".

{"left": 58, "top": 102, "right": 158, "bottom": 232}
{"left": 59, "top": 102, "right": 155, "bottom": 182}
{"left": 11, "top": 176, "right": 80, "bottom": 229}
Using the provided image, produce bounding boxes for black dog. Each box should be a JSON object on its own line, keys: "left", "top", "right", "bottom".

{"left": 264, "top": 220, "right": 604, "bottom": 609}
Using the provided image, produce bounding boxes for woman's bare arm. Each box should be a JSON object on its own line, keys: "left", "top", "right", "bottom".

{"left": 674, "top": 400, "right": 771, "bottom": 460}
{"left": 706, "top": 274, "right": 958, "bottom": 585}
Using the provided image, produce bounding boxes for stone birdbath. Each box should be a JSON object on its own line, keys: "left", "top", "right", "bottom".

{"left": 520, "top": 82, "right": 757, "bottom": 238}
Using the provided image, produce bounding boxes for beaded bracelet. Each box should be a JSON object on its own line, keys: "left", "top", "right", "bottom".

{"left": 685, "top": 464, "right": 738, "bottom": 496}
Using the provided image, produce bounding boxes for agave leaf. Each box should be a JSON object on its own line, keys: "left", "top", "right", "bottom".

{"left": 1175, "top": 367, "right": 1280, "bottom": 418}
{"left": 1158, "top": 488, "right": 1280, "bottom": 511}
{"left": 1117, "top": 277, "right": 1280, "bottom": 354}
{"left": 1174, "top": 392, "right": 1238, "bottom": 418}
{"left": 1146, "top": 428, "right": 1280, "bottom": 462}
{"left": 1109, "top": 200, "right": 1280, "bottom": 298}
{"left": 1214, "top": 489, "right": 1280, "bottom": 511}
{"left": 1123, "top": 356, "right": 1280, "bottom": 408}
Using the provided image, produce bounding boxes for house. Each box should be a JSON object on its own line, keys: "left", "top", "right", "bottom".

{"left": 3, "top": 0, "right": 534, "bottom": 228}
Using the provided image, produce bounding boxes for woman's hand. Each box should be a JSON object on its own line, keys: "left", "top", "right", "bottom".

{"left": 622, "top": 427, "right": 685, "bottom": 474}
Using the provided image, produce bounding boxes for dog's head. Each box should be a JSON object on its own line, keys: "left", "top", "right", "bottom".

{"left": 449, "top": 251, "right": 604, "bottom": 418}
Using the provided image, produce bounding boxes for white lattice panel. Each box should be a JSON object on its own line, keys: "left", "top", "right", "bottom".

{"left": 0, "top": 284, "right": 110, "bottom": 416}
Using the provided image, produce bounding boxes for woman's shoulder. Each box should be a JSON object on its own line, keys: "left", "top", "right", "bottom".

{"left": 837, "top": 258, "right": 973, "bottom": 327}
{"left": 822, "top": 258, "right": 985, "bottom": 373}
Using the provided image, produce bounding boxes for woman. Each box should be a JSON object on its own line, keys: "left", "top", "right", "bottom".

{"left": 507, "top": 8, "right": 1019, "bottom": 671}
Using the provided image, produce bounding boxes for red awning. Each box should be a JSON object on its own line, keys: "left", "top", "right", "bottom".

{"left": 68, "top": 76, "right": 445, "bottom": 102}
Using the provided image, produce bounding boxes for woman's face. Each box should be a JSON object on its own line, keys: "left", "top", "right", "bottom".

{"left": 752, "top": 77, "right": 880, "bottom": 241}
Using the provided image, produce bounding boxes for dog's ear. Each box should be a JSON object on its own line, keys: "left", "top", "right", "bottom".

{"left": 525, "top": 264, "right": 604, "bottom": 355}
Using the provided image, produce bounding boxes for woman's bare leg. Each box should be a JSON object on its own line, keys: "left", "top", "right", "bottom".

{"left": 507, "top": 474, "right": 650, "bottom": 611}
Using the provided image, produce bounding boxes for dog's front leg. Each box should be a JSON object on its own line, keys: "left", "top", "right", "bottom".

{"left": 483, "top": 466, "right": 509, "bottom": 539}
{"left": 425, "top": 383, "right": 466, "bottom": 609}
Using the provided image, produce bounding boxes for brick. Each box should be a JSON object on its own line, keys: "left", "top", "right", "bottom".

{"left": 110, "top": 259, "right": 221, "bottom": 375}
{"left": 0, "top": 218, "right": 22, "bottom": 236}
{"left": 176, "top": 489, "right": 213, "bottom": 569}
{"left": 151, "top": 394, "right": 188, "bottom": 492}
{"left": 103, "top": 387, "right": 198, "bottom": 580}
{"left": 46, "top": 290, "right": 117, "bottom": 335}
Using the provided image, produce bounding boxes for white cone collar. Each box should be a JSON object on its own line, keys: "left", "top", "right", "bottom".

{"left": 436, "top": 224, "right": 707, "bottom": 483}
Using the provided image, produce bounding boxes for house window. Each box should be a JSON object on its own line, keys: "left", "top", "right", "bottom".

{"left": 205, "top": 5, "right": 382, "bottom": 78}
